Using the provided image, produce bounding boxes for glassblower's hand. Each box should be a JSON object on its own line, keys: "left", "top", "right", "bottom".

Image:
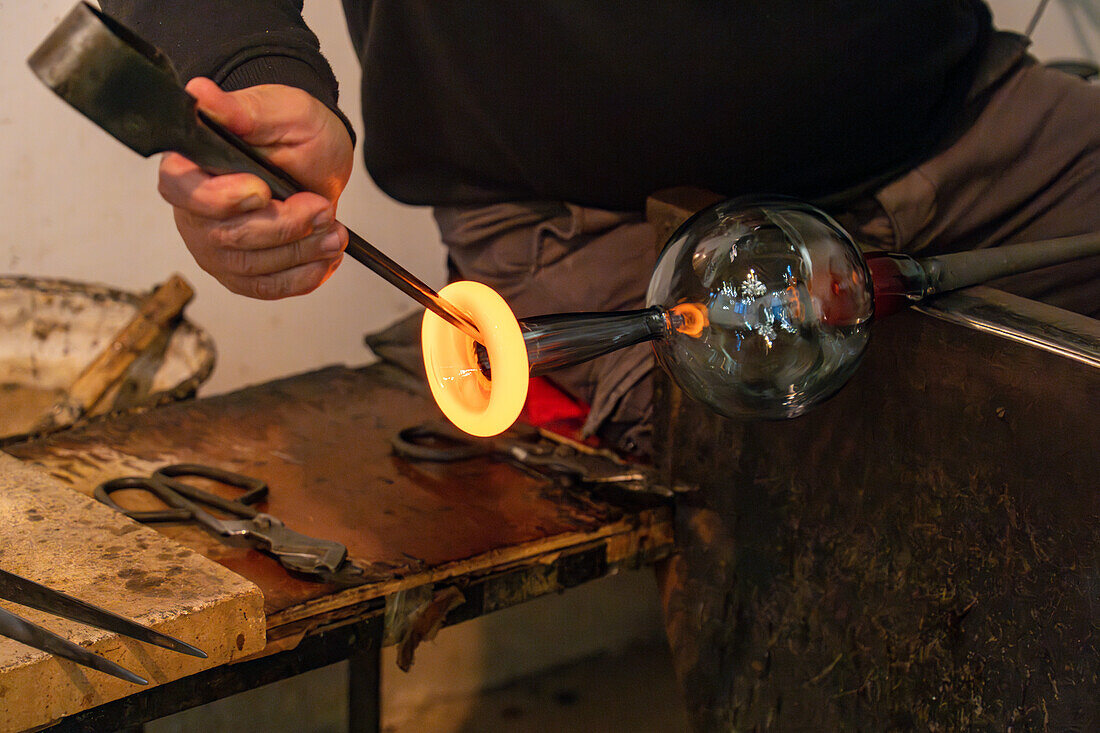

{"left": 159, "top": 78, "right": 354, "bottom": 299}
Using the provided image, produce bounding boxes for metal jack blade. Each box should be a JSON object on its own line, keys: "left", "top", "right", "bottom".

{"left": 29, "top": 2, "right": 482, "bottom": 341}
{"left": 0, "top": 567, "right": 208, "bottom": 685}
{"left": 30, "top": 3, "right": 194, "bottom": 158}
{"left": 0, "top": 607, "right": 148, "bottom": 685}
{"left": 0, "top": 568, "right": 206, "bottom": 659}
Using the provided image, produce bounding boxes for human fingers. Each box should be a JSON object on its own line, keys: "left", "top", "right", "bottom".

{"left": 216, "top": 254, "right": 345, "bottom": 300}
{"left": 160, "top": 151, "right": 336, "bottom": 226}
{"left": 175, "top": 203, "right": 346, "bottom": 299}
{"left": 184, "top": 78, "right": 353, "bottom": 199}
{"left": 178, "top": 192, "right": 337, "bottom": 251}
{"left": 199, "top": 221, "right": 348, "bottom": 278}
{"left": 158, "top": 152, "right": 277, "bottom": 218}
{"left": 184, "top": 77, "right": 258, "bottom": 138}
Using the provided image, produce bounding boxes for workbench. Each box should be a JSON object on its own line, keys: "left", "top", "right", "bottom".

{"left": 2, "top": 362, "right": 674, "bottom": 731}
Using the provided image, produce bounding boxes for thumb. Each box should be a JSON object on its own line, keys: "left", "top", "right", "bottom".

{"left": 185, "top": 77, "right": 258, "bottom": 138}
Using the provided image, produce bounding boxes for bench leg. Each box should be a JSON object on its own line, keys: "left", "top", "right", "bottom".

{"left": 347, "top": 644, "right": 381, "bottom": 733}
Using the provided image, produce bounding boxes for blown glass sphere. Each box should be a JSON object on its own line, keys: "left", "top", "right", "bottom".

{"left": 646, "top": 198, "right": 874, "bottom": 419}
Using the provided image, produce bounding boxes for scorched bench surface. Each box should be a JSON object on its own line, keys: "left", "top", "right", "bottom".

{"left": 6, "top": 364, "right": 673, "bottom": 638}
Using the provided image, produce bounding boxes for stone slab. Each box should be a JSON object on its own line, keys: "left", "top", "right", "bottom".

{"left": 0, "top": 453, "right": 265, "bottom": 732}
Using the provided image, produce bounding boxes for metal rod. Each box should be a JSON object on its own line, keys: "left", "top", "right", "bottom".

{"left": 921, "top": 232, "right": 1100, "bottom": 295}
{"left": 344, "top": 231, "right": 482, "bottom": 341}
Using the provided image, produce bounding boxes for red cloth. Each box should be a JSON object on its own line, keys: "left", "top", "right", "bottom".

{"left": 519, "top": 377, "right": 593, "bottom": 442}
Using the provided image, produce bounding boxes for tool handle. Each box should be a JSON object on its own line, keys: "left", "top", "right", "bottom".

{"left": 95, "top": 476, "right": 194, "bottom": 523}
{"left": 920, "top": 232, "right": 1100, "bottom": 294}
{"left": 391, "top": 423, "right": 492, "bottom": 462}
{"left": 79, "top": 275, "right": 194, "bottom": 413}
{"left": 154, "top": 463, "right": 268, "bottom": 507}
{"left": 30, "top": 274, "right": 195, "bottom": 433}
{"left": 182, "top": 109, "right": 304, "bottom": 200}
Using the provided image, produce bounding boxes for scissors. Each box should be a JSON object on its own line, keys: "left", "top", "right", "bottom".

{"left": 0, "top": 566, "right": 205, "bottom": 684}
{"left": 391, "top": 422, "right": 677, "bottom": 497}
{"left": 95, "top": 464, "right": 366, "bottom": 584}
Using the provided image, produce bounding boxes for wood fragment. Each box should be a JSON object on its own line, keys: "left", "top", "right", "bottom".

{"left": 395, "top": 586, "right": 466, "bottom": 672}
{"left": 34, "top": 275, "right": 194, "bottom": 432}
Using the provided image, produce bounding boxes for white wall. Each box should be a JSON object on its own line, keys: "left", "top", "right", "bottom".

{"left": 1, "top": 2, "right": 446, "bottom": 397}
{"left": 988, "top": 0, "right": 1099, "bottom": 62}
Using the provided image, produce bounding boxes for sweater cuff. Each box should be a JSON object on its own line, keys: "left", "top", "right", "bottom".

{"left": 221, "top": 56, "right": 357, "bottom": 147}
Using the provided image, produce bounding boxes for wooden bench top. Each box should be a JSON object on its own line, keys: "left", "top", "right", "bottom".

{"left": 5, "top": 363, "right": 673, "bottom": 720}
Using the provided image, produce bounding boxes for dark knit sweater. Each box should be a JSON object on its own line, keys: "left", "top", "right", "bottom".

{"left": 101, "top": 1, "right": 992, "bottom": 210}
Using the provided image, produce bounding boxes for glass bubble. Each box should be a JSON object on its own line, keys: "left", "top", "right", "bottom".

{"left": 645, "top": 198, "right": 873, "bottom": 418}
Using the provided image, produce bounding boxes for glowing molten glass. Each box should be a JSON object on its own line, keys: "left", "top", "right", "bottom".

{"left": 421, "top": 281, "right": 528, "bottom": 437}
{"left": 669, "top": 302, "right": 709, "bottom": 338}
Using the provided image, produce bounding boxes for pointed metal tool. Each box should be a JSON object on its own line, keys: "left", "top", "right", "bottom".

{"left": 0, "top": 567, "right": 207, "bottom": 685}
{"left": 0, "top": 568, "right": 206, "bottom": 658}
{"left": 0, "top": 606, "right": 149, "bottom": 685}
{"left": 29, "top": 2, "right": 481, "bottom": 342}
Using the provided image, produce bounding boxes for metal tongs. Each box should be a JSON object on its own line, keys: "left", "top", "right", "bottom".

{"left": 392, "top": 421, "right": 683, "bottom": 497}
{"left": 0, "top": 567, "right": 206, "bottom": 685}
{"left": 96, "top": 464, "right": 368, "bottom": 584}
{"left": 29, "top": 2, "right": 481, "bottom": 341}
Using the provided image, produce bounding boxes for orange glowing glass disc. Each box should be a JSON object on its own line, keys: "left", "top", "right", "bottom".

{"left": 670, "top": 302, "right": 709, "bottom": 338}
{"left": 421, "top": 281, "right": 529, "bottom": 437}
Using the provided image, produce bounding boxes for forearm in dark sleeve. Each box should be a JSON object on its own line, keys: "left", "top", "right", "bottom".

{"left": 99, "top": 0, "right": 354, "bottom": 142}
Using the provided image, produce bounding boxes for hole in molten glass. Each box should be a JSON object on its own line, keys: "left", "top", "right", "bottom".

{"left": 421, "top": 281, "right": 528, "bottom": 437}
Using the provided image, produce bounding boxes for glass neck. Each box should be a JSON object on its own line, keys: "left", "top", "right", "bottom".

{"left": 476, "top": 307, "right": 669, "bottom": 377}
{"left": 865, "top": 252, "right": 931, "bottom": 318}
